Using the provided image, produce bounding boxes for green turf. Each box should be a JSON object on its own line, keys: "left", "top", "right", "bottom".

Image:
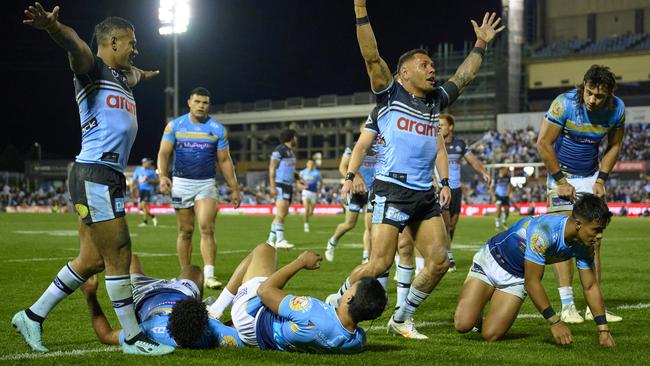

{"left": 1, "top": 213, "right": 648, "bottom": 365}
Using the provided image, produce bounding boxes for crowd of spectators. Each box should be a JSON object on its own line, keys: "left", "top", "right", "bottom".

{"left": 1, "top": 183, "right": 68, "bottom": 211}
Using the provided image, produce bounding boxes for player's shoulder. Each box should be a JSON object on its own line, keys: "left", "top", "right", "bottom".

{"left": 611, "top": 95, "right": 626, "bottom": 114}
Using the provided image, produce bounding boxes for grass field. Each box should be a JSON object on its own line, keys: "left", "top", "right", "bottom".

{"left": 1, "top": 212, "right": 648, "bottom": 365}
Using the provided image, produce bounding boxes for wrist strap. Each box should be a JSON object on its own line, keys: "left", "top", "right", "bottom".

{"left": 355, "top": 16, "right": 370, "bottom": 26}
{"left": 471, "top": 46, "right": 485, "bottom": 57}
{"left": 542, "top": 306, "right": 556, "bottom": 320}
{"left": 597, "top": 171, "right": 609, "bottom": 183}
{"left": 594, "top": 315, "right": 608, "bottom": 326}
{"left": 551, "top": 171, "right": 566, "bottom": 183}
{"left": 345, "top": 172, "right": 356, "bottom": 181}
{"left": 440, "top": 178, "right": 450, "bottom": 187}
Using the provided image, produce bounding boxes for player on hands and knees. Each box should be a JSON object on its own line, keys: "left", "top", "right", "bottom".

{"left": 454, "top": 194, "right": 616, "bottom": 348}
{"left": 325, "top": 0, "right": 505, "bottom": 339}
{"left": 158, "top": 87, "right": 240, "bottom": 290}
{"left": 537, "top": 65, "right": 625, "bottom": 324}
{"left": 326, "top": 119, "right": 379, "bottom": 263}
{"left": 14, "top": 3, "right": 172, "bottom": 355}
{"left": 208, "top": 243, "right": 386, "bottom": 353}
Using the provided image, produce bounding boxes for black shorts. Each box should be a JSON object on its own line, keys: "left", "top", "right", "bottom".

{"left": 444, "top": 188, "right": 462, "bottom": 216}
{"left": 347, "top": 192, "right": 368, "bottom": 213}
{"left": 370, "top": 180, "right": 441, "bottom": 232}
{"left": 139, "top": 189, "right": 152, "bottom": 203}
{"left": 275, "top": 182, "right": 293, "bottom": 202}
{"left": 496, "top": 195, "right": 510, "bottom": 206}
{"left": 68, "top": 162, "right": 126, "bottom": 224}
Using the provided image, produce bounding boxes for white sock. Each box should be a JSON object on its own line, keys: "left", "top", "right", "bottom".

{"left": 362, "top": 250, "right": 369, "bottom": 262}
{"left": 328, "top": 236, "right": 337, "bottom": 246}
{"left": 377, "top": 270, "right": 390, "bottom": 293}
{"left": 208, "top": 288, "right": 235, "bottom": 318}
{"left": 268, "top": 223, "right": 277, "bottom": 244}
{"left": 393, "top": 286, "right": 430, "bottom": 322}
{"left": 276, "top": 223, "right": 285, "bottom": 242}
{"left": 559, "top": 286, "right": 574, "bottom": 308}
{"left": 415, "top": 257, "right": 425, "bottom": 275}
{"left": 495, "top": 217, "right": 500, "bottom": 227}
{"left": 204, "top": 265, "right": 215, "bottom": 279}
{"left": 330, "top": 277, "right": 351, "bottom": 305}
{"left": 394, "top": 255, "right": 400, "bottom": 266}
{"left": 395, "top": 264, "right": 414, "bottom": 310}
{"left": 105, "top": 275, "right": 141, "bottom": 340}
{"left": 29, "top": 262, "right": 85, "bottom": 319}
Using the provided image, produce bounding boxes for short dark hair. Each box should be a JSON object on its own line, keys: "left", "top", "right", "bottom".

{"left": 439, "top": 113, "right": 455, "bottom": 126}
{"left": 347, "top": 277, "right": 387, "bottom": 324}
{"left": 167, "top": 298, "right": 209, "bottom": 348}
{"left": 572, "top": 193, "right": 613, "bottom": 226}
{"left": 280, "top": 129, "right": 297, "bottom": 143}
{"left": 396, "top": 48, "right": 429, "bottom": 74}
{"left": 576, "top": 65, "right": 617, "bottom": 107}
{"left": 189, "top": 87, "right": 212, "bottom": 99}
{"left": 94, "top": 17, "right": 135, "bottom": 47}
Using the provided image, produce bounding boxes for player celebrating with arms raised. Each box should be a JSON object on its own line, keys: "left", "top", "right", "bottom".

{"left": 326, "top": 0, "right": 504, "bottom": 339}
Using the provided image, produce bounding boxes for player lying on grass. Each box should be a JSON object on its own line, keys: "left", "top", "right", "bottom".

{"left": 454, "top": 194, "right": 616, "bottom": 347}
{"left": 207, "top": 242, "right": 387, "bottom": 353}
{"left": 80, "top": 255, "right": 243, "bottom": 349}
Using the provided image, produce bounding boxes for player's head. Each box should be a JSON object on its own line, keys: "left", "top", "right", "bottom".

{"left": 188, "top": 87, "right": 211, "bottom": 120}
{"left": 94, "top": 17, "right": 137, "bottom": 70}
{"left": 342, "top": 277, "right": 387, "bottom": 324}
{"left": 397, "top": 49, "right": 436, "bottom": 95}
{"left": 280, "top": 129, "right": 298, "bottom": 147}
{"left": 141, "top": 157, "right": 153, "bottom": 167}
{"left": 439, "top": 113, "right": 455, "bottom": 138}
{"left": 577, "top": 65, "right": 617, "bottom": 111}
{"left": 167, "top": 297, "right": 209, "bottom": 348}
{"left": 571, "top": 193, "right": 613, "bottom": 246}
{"left": 306, "top": 159, "right": 315, "bottom": 169}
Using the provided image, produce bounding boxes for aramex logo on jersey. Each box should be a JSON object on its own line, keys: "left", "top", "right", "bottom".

{"left": 397, "top": 117, "right": 438, "bottom": 136}
{"left": 106, "top": 95, "right": 137, "bottom": 116}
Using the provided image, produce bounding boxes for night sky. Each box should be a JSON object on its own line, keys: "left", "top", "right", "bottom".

{"left": 2, "top": 0, "right": 501, "bottom": 171}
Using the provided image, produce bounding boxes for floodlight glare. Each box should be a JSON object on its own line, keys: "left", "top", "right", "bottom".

{"left": 159, "top": 0, "right": 190, "bottom": 35}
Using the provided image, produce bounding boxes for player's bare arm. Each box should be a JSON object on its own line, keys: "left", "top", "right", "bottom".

{"left": 524, "top": 260, "right": 573, "bottom": 345}
{"left": 157, "top": 136, "right": 175, "bottom": 195}
{"left": 123, "top": 66, "right": 160, "bottom": 88}
{"left": 338, "top": 155, "right": 350, "bottom": 177}
{"left": 593, "top": 125, "right": 625, "bottom": 197}
{"left": 537, "top": 120, "right": 576, "bottom": 200}
{"left": 23, "top": 2, "right": 94, "bottom": 74}
{"left": 578, "top": 268, "right": 616, "bottom": 347}
{"left": 80, "top": 275, "right": 121, "bottom": 346}
{"left": 257, "top": 251, "right": 322, "bottom": 314}
{"left": 448, "top": 12, "right": 505, "bottom": 94}
{"left": 354, "top": 0, "right": 393, "bottom": 92}
{"left": 217, "top": 147, "right": 240, "bottom": 208}
{"left": 342, "top": 131, "right": 374, "bottom": 196}
{"left": 464, "top": 152, "right": 491, "bottom": 185}
{"left": 268, "top": 159, "right": 279, "bottom": 199}
{"left": 435, "top": 134, "right": 451, "bottom": 207}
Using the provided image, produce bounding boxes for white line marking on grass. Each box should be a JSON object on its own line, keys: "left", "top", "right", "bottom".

{"left": 13, "top": 230, "right": 138, "bottom": 237}
{"left": 0, "top": 346, "right": 119, "bottom": 361}
{"left": 4, "top": 257, "right": 74, "bottom": 263}
{"left": 615, "top": 302, "right": 650, "bottom": 310}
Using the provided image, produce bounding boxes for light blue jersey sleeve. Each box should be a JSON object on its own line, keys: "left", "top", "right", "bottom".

{"left": 205, "top": 317, "right": 244, "bottom": 348}
{"left": 162, "top": 121, "right": 176, "bottom": 143}
{"left": 523, "top": 223, "right": 553, "bottom": 266}
{"left": 544, "top": 94, "right": 569, "bottom": 127}
{"left": 278, "top": 295, "right": 320, "bottom": 325}
{"left": 211, "top": 121, "right": 230, "bottom": 151}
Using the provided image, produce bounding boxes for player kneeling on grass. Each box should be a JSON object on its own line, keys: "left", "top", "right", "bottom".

{"left": 80, "top": 255, "right": 244, "bottom": 349}
{"left": 207, "top": 243, "right": 387, "bottom": 353}
{"left": 454, "top": 194, "right": 615, "bottom": 347}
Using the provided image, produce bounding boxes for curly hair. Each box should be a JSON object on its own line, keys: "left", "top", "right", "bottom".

{"left": 167, "top": 298, "right": 209, "bottom": 348}
{"left": 575, "top": 65, "right": 617, "bottom": 109}
{"left": 347, "top": 277, "right": 387, "bottom": 324}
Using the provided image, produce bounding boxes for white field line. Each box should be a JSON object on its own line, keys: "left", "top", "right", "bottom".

{"left": 0, "top": 346, "right": 119, "bottom": 361}
{"left": 12, "top": 230, "right": 138, "bottom": 237}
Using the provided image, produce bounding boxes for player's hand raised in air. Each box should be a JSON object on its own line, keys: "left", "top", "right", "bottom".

{"left": 471, "top": 12, "right": 506, "bottom": 44}
{"left": 298, "top": 251, "right": 322, "bottom": 270}
{"left": 550, "top": 321, "right": 573, "bottom": 345}
{"left": 23, "top": 2, "right": 60, "bottom": 33}
{"left": 556, "top": 181, "right": 577, "bottom": 202}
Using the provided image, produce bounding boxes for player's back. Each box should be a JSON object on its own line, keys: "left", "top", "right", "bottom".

{"left": 256, "top": 296, "right": 365, "bottom": 354}
{"left": 446, "top": 137, "right": 467, "bottom": 189}
{"left": 271, "top": 144, "right": 296, "bottom": 185}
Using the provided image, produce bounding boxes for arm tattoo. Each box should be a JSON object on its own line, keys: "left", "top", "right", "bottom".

{"left": 448, "top": 52, "right": 483, "bottom": 94}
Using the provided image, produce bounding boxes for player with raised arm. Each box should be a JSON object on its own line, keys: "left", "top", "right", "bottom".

{"left": 13, "top": 3, "right": 172, "bottom": 355}
{"left": 80, "top": 255, "right": 244, "bottom": 349}
{"left": 299, "top": 159, "right": 322, "bottom": 233}
{"left": 207, "top": 243, "right": 386, "bottom": 353}
{"left": 158, "top": 87, "right": 240, "bottom": 290}
{"left": 131, "top": 158, "right": 158, "bottom": 227}
{"left": 267, "top": 129, "right": 300, "bottom": 249}
{"left": 326, "top": 119, "right": 379, "bottom": 263}
{"left": 454, "top": 194, "right": 616, "bottom": 347}
{"left": 325, "top": 0, "right": 505, "bottom": 339}
{"left": 536, "top": 65, "right": 624, "bottom": 323}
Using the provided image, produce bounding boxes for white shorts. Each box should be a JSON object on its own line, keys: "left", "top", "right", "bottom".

{"left": 130, "top": 274, "right": 201, "bottom": 307}
{"left": 301, "top": 190, "right": 317, "bottom": 204}
{"left": 171, "top": 177, "right": 218, "bottom": 209}
{"left": 547, "top": 171, "right": 597, "bottom": 212}
{"left": 231, "top": 277, "right": 267, "bottom": 346}
{"left": 466, "top": 244, "right": 527, "bottom": 299}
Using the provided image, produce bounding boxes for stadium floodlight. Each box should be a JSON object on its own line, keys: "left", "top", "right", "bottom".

{"left": 159, "top": 0, "right": 190, "bottom": 118}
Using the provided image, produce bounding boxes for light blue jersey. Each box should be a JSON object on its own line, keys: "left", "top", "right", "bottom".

{"left": 366, "top": 80, "right": 458, "bottom": 190}
{"left": 256, "top": 295, "right": 366, "bottom": 354}
{"left": 74, "top": 57, "right": 138, "bottom": 173}
{"left": 121, "top": 292, "right": 244, "bottom": 349}
{"left": 133, "top": 166, "right": 157, "bottom": 191}
{"left": 271, "top": 144, "right": 296, "bottom": 185}
{"left": 343, "top": 140, "right": 378, "bottom": 190}
{"left": 544, "top": 89, "right": 625, "bottom": 176}
{"left": 495, "top": 176, "right": 510, "bottom": 197}
{"left": 299, "top": 168, "right": 321, "bottom": 192}
{"left": 445, "top": 137, "right": 468, "bottom": 189}
{"left": 162, "top": 114, "right": 229, "bottom": 180}
{"left": 486, "top": 215, "right": 594, "bottom": 277}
